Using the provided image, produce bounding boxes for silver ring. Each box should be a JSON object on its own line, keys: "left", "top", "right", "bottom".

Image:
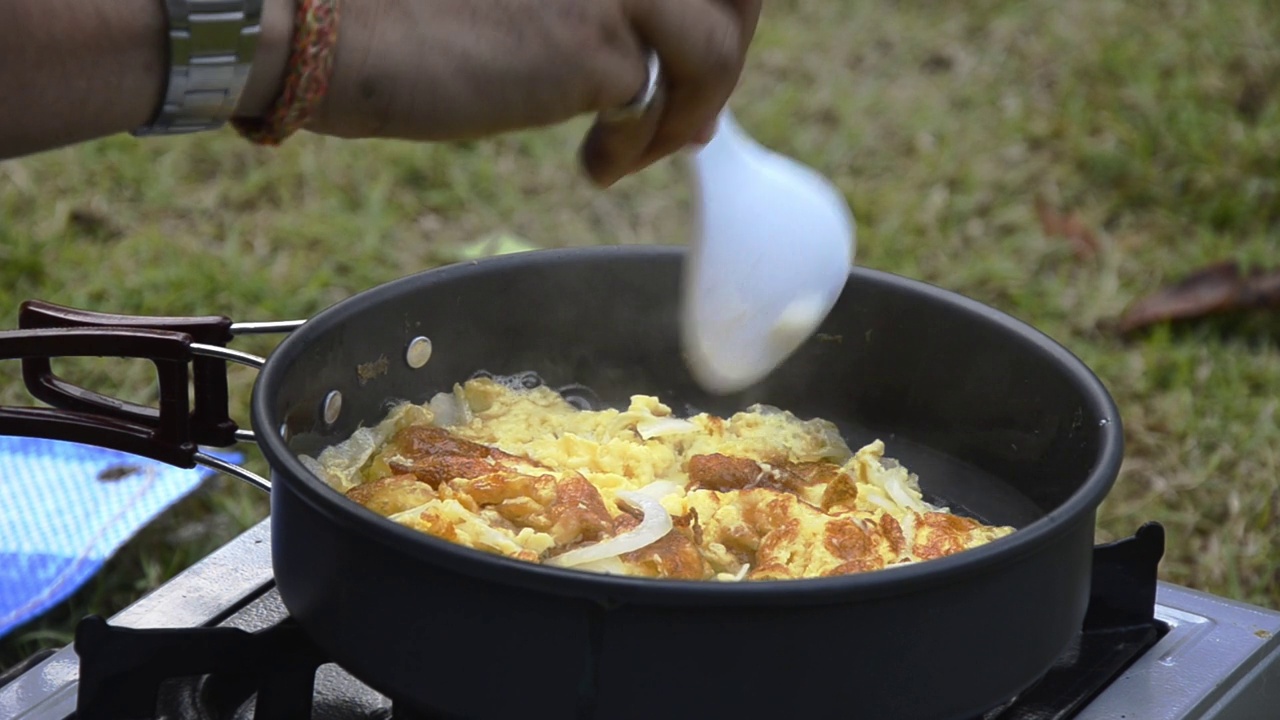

{"left": 600, "top": 50, "right": 662, "bottom": 123}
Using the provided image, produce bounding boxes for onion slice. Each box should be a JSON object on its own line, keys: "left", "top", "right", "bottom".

{"left": 544, "top": 491, "right": 673, "bottom": 568}
{"left": 635, "top": 416, "right": 697, "bottom": 440}
{"left": 429, "top": 387, "right": 470, "bottom": 427}
{"left": 884, "top": 473, "right": 928, "bottom": 513}
{"left": 635, "top": 480, "right": 682, "bottom": 500}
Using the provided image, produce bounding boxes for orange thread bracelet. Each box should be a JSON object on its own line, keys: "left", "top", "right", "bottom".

{"left": 233, "top": 0, "right": 340, "bottom": 145}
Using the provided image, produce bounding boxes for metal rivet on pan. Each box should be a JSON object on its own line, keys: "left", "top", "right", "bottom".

{"left": 278, "top": 423, "right": 290, "bottom": 440}
{"left": 406, "top": 336, "right": 433, "bottom": 369}
{"left": 322, "top": 390, "right": 343, "bottom": 425}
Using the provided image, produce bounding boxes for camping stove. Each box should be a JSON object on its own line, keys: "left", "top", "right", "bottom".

{"left": 1, "top": 519, "right": 1278, "bottom": 720}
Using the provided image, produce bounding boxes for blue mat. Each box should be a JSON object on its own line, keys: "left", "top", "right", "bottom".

{"left": 0, "top": 437, "right": 238, "bottom": 640}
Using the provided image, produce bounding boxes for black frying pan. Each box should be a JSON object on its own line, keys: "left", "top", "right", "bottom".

{"left": 0, "top": 246, "right": 1123, "bottom": 719}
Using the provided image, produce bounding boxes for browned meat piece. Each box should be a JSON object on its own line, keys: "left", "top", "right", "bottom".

{"left": 754, "top": 518, "right": 803, "bottom": 573}
{"left": 346, "top": 474, "right": 438, "bottom": 516}
{"left": 913, "top": 512, "right": 982, "bottom": 560}
{"left": 745, "top": 492, "right": 801, "bottom": 534}
{"left": 621, "top": 527, "right": 714, "bottom": 580}
{"left": 546, "top": 474, "right": 615, "bottom": 544}
{"left": 822, "top": 518, "right": 874, "bottom": 561}
{"left": 788, "top": 461, "right": 842, "bottom": 488}
{"left": 460, "top": 472, "right": 547, "bottom": 506}
{"left": 449, "top": 470, "right": 613, "bottom": 546}
{"left": 688, "top": 453, "right": 767, "bottom": 491}
{"left": 819, "top": 471, "right": 858, "bottom": 510}
{"left": 385, "top": 425, "right": 541, "bottom": 488}
{"left": 689, "top": 454, "right": 850, "bottom": 501}
{"left": 389, "top": 455, "right": 499, "bottom": 488}
{"left": 393, "top": 425, "right": 523, "bottom": 462}
{"left": 878, "top": 513, "right": 906, "bottom": 556}
{"left": 672, "top": 508, "right": 704, "bottom": 548}
{"left": 684, "top": 488, "right": 908, "bottom": 580}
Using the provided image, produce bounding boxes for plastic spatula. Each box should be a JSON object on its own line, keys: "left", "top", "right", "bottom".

{"left": 681, "top": 110, "right": 856, "bottom": 394}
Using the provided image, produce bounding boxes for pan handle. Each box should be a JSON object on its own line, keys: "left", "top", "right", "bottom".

{"left": 0, "top": 326, "right": 211, "bottom": 467}
{"left": 0, "top": 301, "right": 299, "bottom": 492}
{"left": 19, "top": 300, "right": 242, "bottom": 446}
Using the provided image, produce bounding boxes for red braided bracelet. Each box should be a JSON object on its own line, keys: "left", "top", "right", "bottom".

{"left": 233, "top": 0, "right": 340, "bottom": 145}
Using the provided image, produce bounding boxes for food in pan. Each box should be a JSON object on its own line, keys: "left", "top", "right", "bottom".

{"left": 305, "top": 376, "right": 1015, "bottom": 581}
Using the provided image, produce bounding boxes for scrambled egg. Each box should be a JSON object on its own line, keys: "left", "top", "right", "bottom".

{"left": 304, "top": 378, "right": 1014, "bottom": 581}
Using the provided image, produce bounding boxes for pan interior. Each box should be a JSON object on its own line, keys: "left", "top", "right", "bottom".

{"left": 264, "top": 248, "right": 1116, "bottom": 553}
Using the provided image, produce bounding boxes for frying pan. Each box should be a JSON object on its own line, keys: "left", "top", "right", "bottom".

{"left": 0, "top": 246, "right": 1123, "bottom": 719}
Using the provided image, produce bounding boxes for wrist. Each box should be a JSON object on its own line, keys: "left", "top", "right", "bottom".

{"left": 133, "top": 0, "right": 272, "bottom": 135}
{"left": 234, "top": 0, "right": 296, "bottom": 119}
{"left": 306, "top": 0, "right": 391, "bottom": 139}
{"left": 231, "top": 0, "right": 340, "bottom": 144}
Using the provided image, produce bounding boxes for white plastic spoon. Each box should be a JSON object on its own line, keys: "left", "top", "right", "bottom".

{"left": 681, "top": 110, "right": 856, "bottom": 394}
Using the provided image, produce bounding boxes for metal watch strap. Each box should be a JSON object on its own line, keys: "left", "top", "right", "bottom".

{"left": 133, "top": 0, "right": 264, "bottom": 136}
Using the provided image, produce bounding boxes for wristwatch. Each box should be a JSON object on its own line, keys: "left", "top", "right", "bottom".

{"left": 133, "top": 0, "right": 264, "bottom": 136}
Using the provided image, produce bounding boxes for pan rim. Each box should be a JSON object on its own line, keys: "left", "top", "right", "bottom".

{"left": 253, "top": 245, "right": 1123, "bottom": 605}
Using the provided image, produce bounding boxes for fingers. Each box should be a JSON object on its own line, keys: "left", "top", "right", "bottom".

{"left": 621, "top": 0, "right": 743, "bottom": 163}
{"left": 583, "top": 0, "right": 760, "bottom": 186}
{"left": 581, "top": 82, "right": 667, "bottom": 187}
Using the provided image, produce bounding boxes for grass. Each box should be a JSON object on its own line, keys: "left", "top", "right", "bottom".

{"left": 2, "top": 0, "right": 1278, "bottom": 669}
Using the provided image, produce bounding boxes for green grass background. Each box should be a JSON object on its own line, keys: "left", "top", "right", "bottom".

{"left": 2, "top": 0, "right": 1277, "bottom": 668}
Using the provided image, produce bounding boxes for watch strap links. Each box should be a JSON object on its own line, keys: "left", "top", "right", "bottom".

{"left": 133, "top": 0, "right": 264, "bottom": 136}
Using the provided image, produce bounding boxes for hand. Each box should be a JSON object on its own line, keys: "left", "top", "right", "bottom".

{"left": 0, "top": 0, "right": 759, "bottom": 174}
{"left": 301, "top": 0, "right": 762, "bottom": 187}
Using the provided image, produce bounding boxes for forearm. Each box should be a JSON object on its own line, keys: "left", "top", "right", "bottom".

{"left": 0, "top": 0, "right": 758, "bottom": 184}
{"left": 0, "top": 0, "right": 292, "bottom": 160}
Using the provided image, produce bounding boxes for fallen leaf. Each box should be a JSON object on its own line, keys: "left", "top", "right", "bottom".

{"left": 1230, "top": 55, "right": 1277, "bottom": 123}
{"left": 921, "top": 51, "right": 954, "bottom": 74}
{"left": 1236, "top": 75, "right": 1271, "bottom": 122}
{"left": 67, "top": 206, "right": 123, "bottom": 241}
{"left": 445, "top": 232, "right": 542, "bottom": 262}
{"left": 1116, "top": 261, "right": 1280, "bottom": 335}
{"left": 1035, "top": 196, "right": 1099, "bottom": 259}
{"left": 97, "top": 463, "right": 142, "bottom": 482}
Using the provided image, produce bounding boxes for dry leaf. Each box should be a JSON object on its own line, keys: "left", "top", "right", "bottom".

{"left": 1116, "top": 261, "right": 1280, "bottom": 335}
{"left": 67, "top": 205, "right": 123, "bottom": 241}
{"left": 1035, "top": 196, "right": 1099, "bottom": 259}
{"left": 445, "top": 232, "right": 542, "bottom": 262}
{"left": 1236, "top": 75, "right": 1271, "bottom": 122}
{"left": 97, "top": 463, "right": 142, "bottom": 482}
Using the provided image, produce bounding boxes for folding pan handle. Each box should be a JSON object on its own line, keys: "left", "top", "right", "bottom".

{"left": 0, "top": 326, "right": 209, "bottom": 468}
{"left": 19, "top": 300, "right": 239, "bottom": 447}
{"left": 0, "top": 301, "right": 290, "bottom": 491}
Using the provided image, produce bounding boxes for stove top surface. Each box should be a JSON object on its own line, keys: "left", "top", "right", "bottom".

{"left": 3, "top": 519, "right": 1278, "bottom": 720}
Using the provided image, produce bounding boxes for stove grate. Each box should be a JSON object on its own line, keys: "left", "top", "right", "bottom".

{"left": 75, "top": 615, "right": 326, "bottom": 720}
{"left": 982, "top": 523, "right": 1168, "bottom": 720}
